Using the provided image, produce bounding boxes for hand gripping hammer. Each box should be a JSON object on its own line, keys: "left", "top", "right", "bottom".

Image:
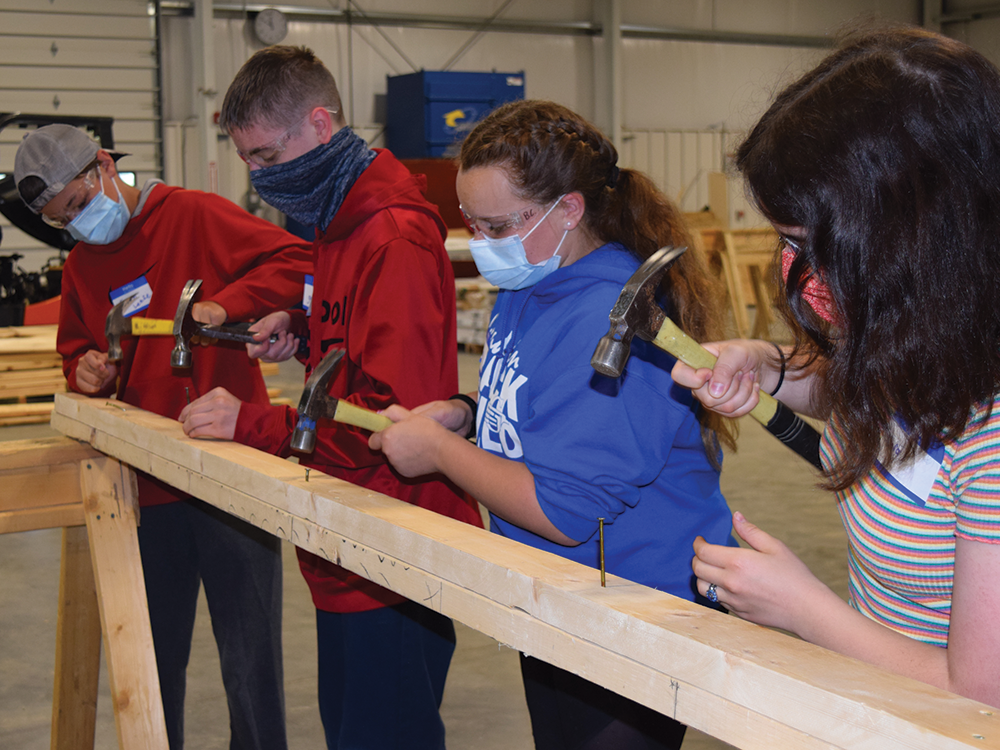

{"left": 290, "top": 348, "right": 393, "bottom": 453}
{"left": 103, "top": 279, "right": 278, "bottom": 367}
{"left": 591, "top": 246, "right": 822, "bottom": 469}
{"left": 170, "top": 279, "right": 279, "bottom": 368}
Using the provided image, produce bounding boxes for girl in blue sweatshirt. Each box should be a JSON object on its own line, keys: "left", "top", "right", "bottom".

{"left": 371, "top": 100, "right": 735, "bottom": 750}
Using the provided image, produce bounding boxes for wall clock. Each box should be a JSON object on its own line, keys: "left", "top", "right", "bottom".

{"left": 254, "top": 8, "right": 288, "bottom": 45}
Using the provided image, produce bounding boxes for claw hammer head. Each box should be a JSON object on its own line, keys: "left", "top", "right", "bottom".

{"left": 291, "top": 348, "right": 347, "bottom": 453}
{"left": 591, "top": 245, "right": 687, "bottom": 377}
{"left": 170, "top": 279, "right": 203, "bottom": 368}
{"left": 104, "top": 293, "right": 137, "bottom": 362}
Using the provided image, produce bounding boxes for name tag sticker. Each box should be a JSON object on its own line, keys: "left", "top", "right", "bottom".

{"left": 303, "top": 274, "right": 314, "bottom": 317}
{"left": 880, "top": 417, "right": 946, "bottom": 506}
{"left": 110, "top": 276, "right": 152, "bottom": 317}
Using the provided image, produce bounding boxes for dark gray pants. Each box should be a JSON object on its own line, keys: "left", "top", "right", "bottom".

{"left": 137, "top": 496, "right": 286, "bottom": 750}
{"left": 520, "top": 655, "right": 686, "bottom": 750}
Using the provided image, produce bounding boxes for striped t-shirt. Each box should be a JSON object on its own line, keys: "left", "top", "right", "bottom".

{"left": 822, "top": 399, "right": 1000, "bottom": 646}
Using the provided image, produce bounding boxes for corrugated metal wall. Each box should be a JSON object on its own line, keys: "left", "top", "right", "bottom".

{"left": 619, "top": 128, "right": 753, "bottom": 226}
{"left": 0, "top": 0, "right": 161, "bottom": 270}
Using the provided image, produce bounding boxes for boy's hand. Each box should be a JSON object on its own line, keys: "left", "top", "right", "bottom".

{"left": 76, "top": 349, "right": 118, "bottom": 394}
{"left": 247, "top": 311, "right": 298, "bottom": 362}
{"left": 179, "top": 386, "right": 242, "bottom": 439}
{"left": 191, "top": 301, "right": 229, "bottom": 347}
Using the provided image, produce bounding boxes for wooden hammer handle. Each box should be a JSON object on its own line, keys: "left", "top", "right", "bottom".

{"left": 652, "top": 317, "right": 778, "bottom": 423}
{"left": 332, "top": 400, "right": 393, "bottom": 432}
{"left": 652, "top": 317, "right": 823, "bottom": 470}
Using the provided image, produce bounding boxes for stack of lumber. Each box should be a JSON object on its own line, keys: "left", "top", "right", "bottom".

{"left": 0, "top": 325, "right": 64, "bottom": 426}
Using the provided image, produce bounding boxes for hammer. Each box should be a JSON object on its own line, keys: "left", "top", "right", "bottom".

{"left": 291, "top": 347, "right": 392, "bottom": 453}
{"left": 170, "top": 279, "right": 279, "bottom": 368}
{"left": 103, "top": 279, "right": 278, "bottom": 367}
{"left": 591, "top": 246, "right": 822, "bottom": 470}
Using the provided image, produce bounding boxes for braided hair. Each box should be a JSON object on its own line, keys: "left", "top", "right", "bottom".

{"left": 459, "top": 100, "right": 735, "bottom": 455}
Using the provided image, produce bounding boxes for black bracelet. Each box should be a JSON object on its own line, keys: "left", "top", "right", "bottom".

{"left": 449, "top": 394, "right": 478, "bottom": 439}
{"left": 768, "top": 342, "right": 786, "bottom": 396}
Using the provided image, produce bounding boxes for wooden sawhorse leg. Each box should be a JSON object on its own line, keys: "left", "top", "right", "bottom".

{"left": 51, "top": 525, "right": 102, "bottom": 750}
{"left": 78, "top": 456, "right": 168, "bottom": 750}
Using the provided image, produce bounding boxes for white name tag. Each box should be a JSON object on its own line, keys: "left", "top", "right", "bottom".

{"left": 303, "top": 274, "right": 314, "bottom": 317}
{"left": 882, "top": 417, "right": 945, "bottom": 506}
{"left": 110, "top": 276, "right": 152, "bottom": 317}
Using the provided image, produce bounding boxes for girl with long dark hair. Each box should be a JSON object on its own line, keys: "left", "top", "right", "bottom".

{"left": 677, "top": 25, "right": 1000, "bottom": 708}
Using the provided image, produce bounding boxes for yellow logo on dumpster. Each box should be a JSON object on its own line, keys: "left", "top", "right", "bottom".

{"left": 444, "top": 109, "right": 467, "bottom": 128}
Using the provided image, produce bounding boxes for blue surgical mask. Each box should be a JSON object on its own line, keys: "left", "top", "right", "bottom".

{"left": 469, "top": 198, "right": 568, "bottom": 290}
{"left": 67, "top": 172, "right": 131, "bottom": 245}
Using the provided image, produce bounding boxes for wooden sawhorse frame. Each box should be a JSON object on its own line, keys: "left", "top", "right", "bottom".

{"left": 690, "top": 226, "right": 781, "bottom": 340}
{"left": 0, "top": 437, "right": 168, "bottom": 750}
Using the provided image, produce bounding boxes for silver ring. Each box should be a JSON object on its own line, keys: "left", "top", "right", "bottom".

{"left": 706, "top": 582, "right": 718, "bottom": 603}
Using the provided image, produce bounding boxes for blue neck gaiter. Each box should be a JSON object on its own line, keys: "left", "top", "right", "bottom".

{"left": 250, "top": 127, "right": 377, "bottom": 231}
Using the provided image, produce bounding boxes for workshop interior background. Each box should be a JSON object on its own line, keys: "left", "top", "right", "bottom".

{"left": 2, "top": 3, "right": 999, "bottom": 749}
{"left": 7, "top": 0, "right": 996, "bottom": 277}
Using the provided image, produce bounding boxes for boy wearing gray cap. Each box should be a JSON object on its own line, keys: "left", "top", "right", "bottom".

{"left": 15, "top": 124, "right": 311, "bottom": 750}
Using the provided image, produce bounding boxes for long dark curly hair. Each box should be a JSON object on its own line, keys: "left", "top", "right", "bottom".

{"left": 737, "top": 24, "right": 1000, "bottom": 489}
{"left": 459, "top": 99, "right": 735, "bottom": 455}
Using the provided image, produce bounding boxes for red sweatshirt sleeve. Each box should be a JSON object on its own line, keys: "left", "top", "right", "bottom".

{"left": 57, "top": 261, "right": 115, "bottom": 397}
{"left": 169, "top": 192, "right": 312, "bottom": 321}
{"left": 300, "top": 236, "right": 458, "bottom": 471}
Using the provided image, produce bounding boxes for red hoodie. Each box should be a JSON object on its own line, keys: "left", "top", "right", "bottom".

{"left": 234, "top": 150, "right": 483, "bottom": 613}
{"left": 58, "top": 183, "right": 312, "bottom": 506}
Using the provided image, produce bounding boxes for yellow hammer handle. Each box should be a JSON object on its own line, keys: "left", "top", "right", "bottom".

{"left": 130, "top": 317, "right": 175, "bottom": 335}
{"left": 652, "top": 317, "right": 778, "bottom": 424}
{"left": 333, "top": 400, "right": 393, "bottom": 432}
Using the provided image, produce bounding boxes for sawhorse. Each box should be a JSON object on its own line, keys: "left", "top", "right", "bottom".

{"left": 0, "top": 437, "right": 168, "bottom": 749}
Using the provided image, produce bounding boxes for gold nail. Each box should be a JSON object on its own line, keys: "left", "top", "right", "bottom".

{"left": 598, "top": 517, "right": 606, "bottom": 587}
{"left": 104, "top": 401, "right": 127, "bottom": 413}
{"left": 305, "top": 467, "right": 311, "bottom": 482}
{"left": 185, "top": 386, "right": 190, "bottom": 405}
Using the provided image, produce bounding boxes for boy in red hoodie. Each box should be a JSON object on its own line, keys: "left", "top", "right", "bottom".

{"left": 179, "top": 47, "right": 482, "bottom": 750}
{"left": 15, "top": 123, "right": 312, "bottom": 750}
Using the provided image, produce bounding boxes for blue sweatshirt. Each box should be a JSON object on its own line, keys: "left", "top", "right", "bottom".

{"left": 476, "top": 243, "right": 735, "bottom": 601}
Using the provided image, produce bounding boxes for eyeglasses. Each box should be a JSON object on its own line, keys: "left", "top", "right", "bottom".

{"left": 460, "top": 204, "right": 544, "bottom": 240}
{"left": 41, "top": 166, "right": 99, "bottom": 229}
{"left": 778, "top": 234, "right": 803, "bottom": 253}
{"left": 235, "top": 108, "right": 339, "bottom": 168}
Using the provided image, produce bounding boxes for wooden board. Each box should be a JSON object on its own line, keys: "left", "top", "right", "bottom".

{"left": 0, "top": 326, "right": 67, "bottom": 409}
{"left": 0, "top": 325, "right": 58, "bottom": 352}
{"left": 0, "top": 401, "right": 56, "bottom": 427}
{"left": 51, "top": 526, "right": 102, "bottom": 750}
{"left": 49, "top": 393, "right": 1000, "bottom": 750}
{"left": 0, "top": 437, "right": 100, "bottom": 534}
{"left": 78, "top": 456, "right": 168, "bottom": 749}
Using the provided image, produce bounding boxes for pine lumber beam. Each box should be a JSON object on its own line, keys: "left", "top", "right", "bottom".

{"left": 0, "top": 324, "right": 58, "bottom": 353}
{"left": 50, "top": 393, "right": 1000, "bottom": 750}
{"left": 0, "top": 401, "right": 56, "bottom": 426}
{"left": 0, "top": 352, "right": 62, "bottom": 371}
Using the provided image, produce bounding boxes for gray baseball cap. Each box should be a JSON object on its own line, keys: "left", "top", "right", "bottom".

{"left": 14, "top": 124, "right": 125, "bottom": 214}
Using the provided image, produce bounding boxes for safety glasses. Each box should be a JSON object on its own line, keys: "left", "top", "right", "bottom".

{"left": 40, "top": 165, "right": 99, "bottom": 229}
{"left": 235, "top": 108, "right": 339, "bottom": 168}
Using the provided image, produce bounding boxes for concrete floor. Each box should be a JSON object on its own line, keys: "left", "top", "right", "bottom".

{"left": 0, "top": 349, "right": 846, "bottom": 749}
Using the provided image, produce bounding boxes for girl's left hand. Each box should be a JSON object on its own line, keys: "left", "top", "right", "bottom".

{"left": 692, "top": 511, "right": 828, "bottom": 633}
{"left": 369, "top": 404, "right": 451, "bottom": 477}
